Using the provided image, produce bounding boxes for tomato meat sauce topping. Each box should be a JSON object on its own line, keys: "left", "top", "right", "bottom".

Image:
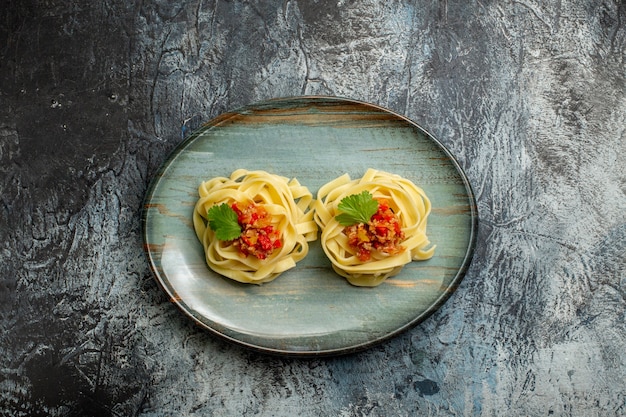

{"left": 343, "top": 199, "right": 405, "bottom": 262}
{"left": 229, "top": 201, "right": 282, "bottom": 260}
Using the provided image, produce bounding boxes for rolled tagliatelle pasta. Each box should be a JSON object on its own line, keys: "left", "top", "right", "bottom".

{"left": 193, "top": 169, "right": 318, "bottom": 284}
{"left": 314, "top": 168, "right": 435, "bottom": 287}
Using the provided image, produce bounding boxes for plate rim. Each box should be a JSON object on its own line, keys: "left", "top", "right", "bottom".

{"left": 141, "top": 95, "right": 479, "bottom": 357}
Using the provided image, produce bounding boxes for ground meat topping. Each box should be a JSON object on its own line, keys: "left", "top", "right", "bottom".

{"left": 343, "top": 199, "right": 405, "bottom": 261}
{"left": 230, "top": 201, "right": 282, "bottom": 260}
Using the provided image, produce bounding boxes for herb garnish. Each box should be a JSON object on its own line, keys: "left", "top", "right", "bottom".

{"left": 335, "top": 191, "right": 379, "bottom": 226}
{"left": 207, "top": 203, "right": 242, "bottom": 240}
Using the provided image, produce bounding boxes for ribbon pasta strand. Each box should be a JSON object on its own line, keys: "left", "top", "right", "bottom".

{"left": 314, "top": 169, "right": 435, "bottom": 287}
{"left": 193, "top": 169, "right": 318, "bottom": 284}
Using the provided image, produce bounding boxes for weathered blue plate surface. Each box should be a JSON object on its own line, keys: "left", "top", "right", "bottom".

{"left": 142, "top": 96, "right": 477, "bottom": 356}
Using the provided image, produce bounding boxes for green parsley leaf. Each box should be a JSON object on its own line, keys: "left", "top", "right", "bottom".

{"left": 335, "top": 191, "right": 379, "bottom": 226}
{"left": 207, "top": 203, "right": 242, "bottom": 241}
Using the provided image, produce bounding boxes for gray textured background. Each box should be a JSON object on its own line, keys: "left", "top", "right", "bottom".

{"left": 1, "top": 0, "right": 625, "bottom": 416}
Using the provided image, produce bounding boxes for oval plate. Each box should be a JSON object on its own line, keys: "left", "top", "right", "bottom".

{"left": 142, "top": 96, "right": 478, "bottom": 356}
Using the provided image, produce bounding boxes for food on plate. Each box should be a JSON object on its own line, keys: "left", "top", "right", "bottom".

{"left": 193, "top": 169, "right": 318, "bottom": 284}
{"left": 314, "top": 168, "right": 435, "bottom": 287}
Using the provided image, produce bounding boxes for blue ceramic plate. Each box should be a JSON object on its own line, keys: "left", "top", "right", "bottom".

{"left": 142, "top": 96, "right": 477, "bottom": 356}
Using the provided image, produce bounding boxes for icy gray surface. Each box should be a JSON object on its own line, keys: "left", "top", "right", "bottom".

{"left": 1, "top": 1, "right": 625, "bottom": 415}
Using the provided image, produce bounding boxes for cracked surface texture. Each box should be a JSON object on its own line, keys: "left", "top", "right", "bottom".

{"left": 1, "top": 0, "right": 625, "bottom": 415}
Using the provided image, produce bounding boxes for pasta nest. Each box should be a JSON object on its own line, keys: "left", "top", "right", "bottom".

{"left": 193, "top": 169, "right": 318, "bottom": 284}
{"left": 314, "top": 168, "right": 435, "bottom": 287}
